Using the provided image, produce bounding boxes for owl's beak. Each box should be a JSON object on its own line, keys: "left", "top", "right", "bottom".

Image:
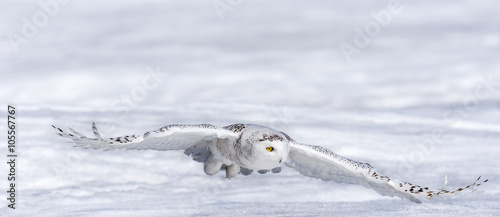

{"left": 279, "top": 158, "right": 283, "bottom": 163}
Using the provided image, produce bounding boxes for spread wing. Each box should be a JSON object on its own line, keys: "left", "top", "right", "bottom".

{"left": 53, "top": 123, "right": 239, "bottom": 157}
{"left": 286, "top": 142, "right": 488, "bottom": 203}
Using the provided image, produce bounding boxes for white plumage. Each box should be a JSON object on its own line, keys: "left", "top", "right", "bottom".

{"left": 53, "top": 123, "right": 487, "bottom": 203}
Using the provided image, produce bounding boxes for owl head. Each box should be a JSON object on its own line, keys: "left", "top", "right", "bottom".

{"left": 239, "top": 124, "right": 291, "bottom": 170}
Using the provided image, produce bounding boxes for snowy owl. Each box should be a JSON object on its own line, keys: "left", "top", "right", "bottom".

{"left": 53, "top": 123, "right": 487, "bottom": 203}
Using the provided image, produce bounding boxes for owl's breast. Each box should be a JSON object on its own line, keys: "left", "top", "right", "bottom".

{"left": 208, "top": 138, "right": 242, "bottom": 166}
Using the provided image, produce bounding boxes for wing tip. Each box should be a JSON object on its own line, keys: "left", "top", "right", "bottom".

{"left": 91, "top": 122, "right": 104, "bottom": 140}
{"left": 52, "top": 124, "right": 70, "bottom": 138}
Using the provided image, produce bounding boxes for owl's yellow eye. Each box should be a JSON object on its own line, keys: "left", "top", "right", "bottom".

{"left": 266, "top": 147, "right": 274, "bottom": 152}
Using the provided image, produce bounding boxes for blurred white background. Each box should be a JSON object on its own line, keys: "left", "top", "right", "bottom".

{"left": 1, "top": 0, "right": 499, "bottom": 216}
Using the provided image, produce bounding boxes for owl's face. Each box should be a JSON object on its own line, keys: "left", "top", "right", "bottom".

{"left": 240, "top": 125, "right": 291, "bottom": 170}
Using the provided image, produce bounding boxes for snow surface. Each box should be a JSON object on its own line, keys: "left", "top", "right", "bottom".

{"left": 1, "top": 0, "right": 500, "bottom": 216}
